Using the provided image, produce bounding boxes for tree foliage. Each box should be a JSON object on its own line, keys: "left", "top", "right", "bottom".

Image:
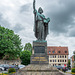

{"left": 68, "top": 59, "right": 70, "bottom": 68}
{"left": 20, "top": 50, "right": 31, "bottom": 65}
{"left": 73, "top": 51, "right": 75, "bottom": 68}
{"left": 24, "top": 43, "right": 32, "bottom": 52}
{"left": 0, "top": 26, "right": 23, "bottom": 59}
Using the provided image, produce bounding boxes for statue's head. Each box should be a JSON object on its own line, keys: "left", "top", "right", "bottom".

{"left": 38, "top": 7, "right": 43, "bottom": 14}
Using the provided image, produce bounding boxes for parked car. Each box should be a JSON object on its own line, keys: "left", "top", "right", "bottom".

{"left": 54, "top": 65, "right": 63, "bottom": 70}
{"left": 9, "top": 65, "right": 19, "bottom": 71}
{"left": 18, "top": 65, "right": 25, "bottom": 69}
{"left": 54, "top": 65, "right": 68, "bottom": 72}
{"left": 68, "top": 67, "right": 71, "bottom": 70}
{"left": 62, "top": 65, "right": 68, "bottom": 72}
{"left": 0, "top": 64, "right": 9, "bottom": 71}
{"left": 0, "top": 66, "right": 4, "bottom": 71}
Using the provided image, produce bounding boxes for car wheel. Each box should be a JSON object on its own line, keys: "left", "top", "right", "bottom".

{"left": 4, "top": 68, "right": 6, "bottom": 71}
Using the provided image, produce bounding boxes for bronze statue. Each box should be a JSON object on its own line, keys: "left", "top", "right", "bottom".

{"left": 33, "top": 0, "right": 50, "bottom": 41}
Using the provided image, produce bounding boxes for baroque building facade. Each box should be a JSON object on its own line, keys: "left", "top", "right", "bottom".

{"left": 47, "top": 46, "right": 69, "bottom": 67}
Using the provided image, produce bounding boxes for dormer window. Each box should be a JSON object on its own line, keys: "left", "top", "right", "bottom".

{"left": 65, "top": 51, "right": 67, "bottom": 53}
{"left": 58, "top": 51, "right": 60, "bottom": 53}
{"left": 53, "top": 51, "right": 55, "bottom": 53}
{"left": 49, "top": 51, "right": 51, "bottom": 53}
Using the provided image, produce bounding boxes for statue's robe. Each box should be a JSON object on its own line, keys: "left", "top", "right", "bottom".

{"left": 44, "top": 18, "right": 50, "bottom": 40}
{"left": 34, "top": 9, "right": 50, "bottom": 40}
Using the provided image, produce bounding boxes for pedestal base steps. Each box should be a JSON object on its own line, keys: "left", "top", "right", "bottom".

{"left": 10, "top": 64, "right": 65, "bottom": 75}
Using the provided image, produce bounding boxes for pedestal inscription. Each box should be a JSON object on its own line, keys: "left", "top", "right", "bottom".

{"left": 32, "top": 57, "right": 47, "bottom": 61}
{"left": 34, "top": 46, "right": 45, "bottom": 53}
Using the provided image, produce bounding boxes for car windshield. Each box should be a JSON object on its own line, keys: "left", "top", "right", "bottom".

{"left": 18, "top": 65, "right": 25, "bottom": 68}
{"left": 0, "top": 64, "right": 9, "bottom": 67}
{"left": 10, "top": 65, "right": 17, "bottom": 67}
{"left": 0, "top": 65, "right": 2, "bottom": 67}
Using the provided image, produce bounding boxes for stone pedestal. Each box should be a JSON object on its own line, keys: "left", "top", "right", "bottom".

{"left": 11, "top": 64, "right": 65, "bottom": 75}
{"left": 11, "top": 41, "right": 65, "bottom": 75}
{"left": 30, "top": 41, "right": 49, "bottom": 64}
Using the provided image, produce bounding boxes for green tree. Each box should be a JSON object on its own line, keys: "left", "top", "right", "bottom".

{"left": 24, "top": 43, "right": 32, "bottom": 52}
{"left": 20, "top": 50, "right": 31, "bottom": 65}
{"left": 73, "top": 51, "right": 75, "bottom": 68}
{"left": 0, "top": 26, "right": 23, "bottom": 59}
{"left": 68, "top": 59, "right": 70, "bottom": 68}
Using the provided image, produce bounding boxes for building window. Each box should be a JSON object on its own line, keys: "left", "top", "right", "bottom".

{"left": 62, "top": 55, "right": 64, "bottom": 58}
{"left": 49, "top": 51, "right": 51, "bottom": 54}
{"left": 50, "top": 55, "right": 53, "bottom": 58}
{"left": 55, "top": 60, "right": 56, "bottom": 62}
{"left": 58, "top": 60, "right": 59, "bottom": 62}
{"left": 58, "top": 55, "right": 59, "bottom": 58}
{"left": 53, "top": 51, "right": 55, "bottom": 53}
{"left": 63, "top": 60, "right": 64, "bottom": 62}
{"left": 50, "top": 60, "right": 52, "bottom": 62}
{"left": 55, "top": 55, "right": 56, "bottom": 58}
{"left": 60, "top": 55, "right": 61, "bottom": 58}
{"left": 65, "top": 51, "right": 67, "bottom": 53}
{"left": 65, "top": 55, "right": 66, "bottom": 58}
{"left": 65, "top": 60, "right": 66, "bottom": 62}
{"left": 52, "top": 55, "right": 54, "bottom": 58}
{"left": 53, "top": 60, "right": 54, "bottom": 62}
{"left": 58, "top": 51, "right": 60, "bottom": 53}
{"left": 58, "top": 64, "right": 61, "bottom": 66}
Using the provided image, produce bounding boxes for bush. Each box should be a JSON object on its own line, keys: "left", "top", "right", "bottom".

{"left": 8, "top": 68, "right": 16, "bottom": 73}
{"left": 71, "top": 68, "right": 75, "bottom": 73}
{"left": 20, "top": 50, "right": 31, "bottom": 65}
{"left": 0, "top": 73, "right": 8, "bottom": 75}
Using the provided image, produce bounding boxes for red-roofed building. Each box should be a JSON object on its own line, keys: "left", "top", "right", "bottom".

{"left": 47, "top": 46, "right": 69, "bottom": 67}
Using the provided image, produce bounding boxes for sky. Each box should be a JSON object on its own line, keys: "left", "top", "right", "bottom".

{"left": 0, "top": 0, "right": 75, "bottom": 58}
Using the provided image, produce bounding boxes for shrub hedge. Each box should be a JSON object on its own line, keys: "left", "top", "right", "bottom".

{"left": 71, "top": 68, "right": 75, "bottom": 73}
{"left": 8, "top": 68, "right": 16, "bottom": 73}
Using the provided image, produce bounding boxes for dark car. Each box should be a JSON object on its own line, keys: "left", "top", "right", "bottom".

{"left": 62, "top": 65, "right": 68, "bottom": 72}
{"left": 9, "top": 65, "right": 19, "bottom": 71}
{"left": 0, "top": 64, "right": 9, "bottom": 70}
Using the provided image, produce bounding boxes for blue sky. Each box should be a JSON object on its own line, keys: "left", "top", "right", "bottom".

{"left": 0, "top": 0, "right": 75, "bottom": 58}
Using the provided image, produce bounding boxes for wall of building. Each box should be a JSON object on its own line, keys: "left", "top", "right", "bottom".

{"left": 49, "top": 55, "right": 68, "bottom": 67}
{"left": 0, "top": 59, "right": 21, "bottom": 65}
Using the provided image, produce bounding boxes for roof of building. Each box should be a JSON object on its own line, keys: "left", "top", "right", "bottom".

{"left": 47, "top": 46, "right": 69, "bottom": 55}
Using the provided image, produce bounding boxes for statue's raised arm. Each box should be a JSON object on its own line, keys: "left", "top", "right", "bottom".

{"left": 33, "top": 0, "right": 35, "bottom": 11}
{"left": 33, "top": 0, "right": 37, "bottom": 38}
